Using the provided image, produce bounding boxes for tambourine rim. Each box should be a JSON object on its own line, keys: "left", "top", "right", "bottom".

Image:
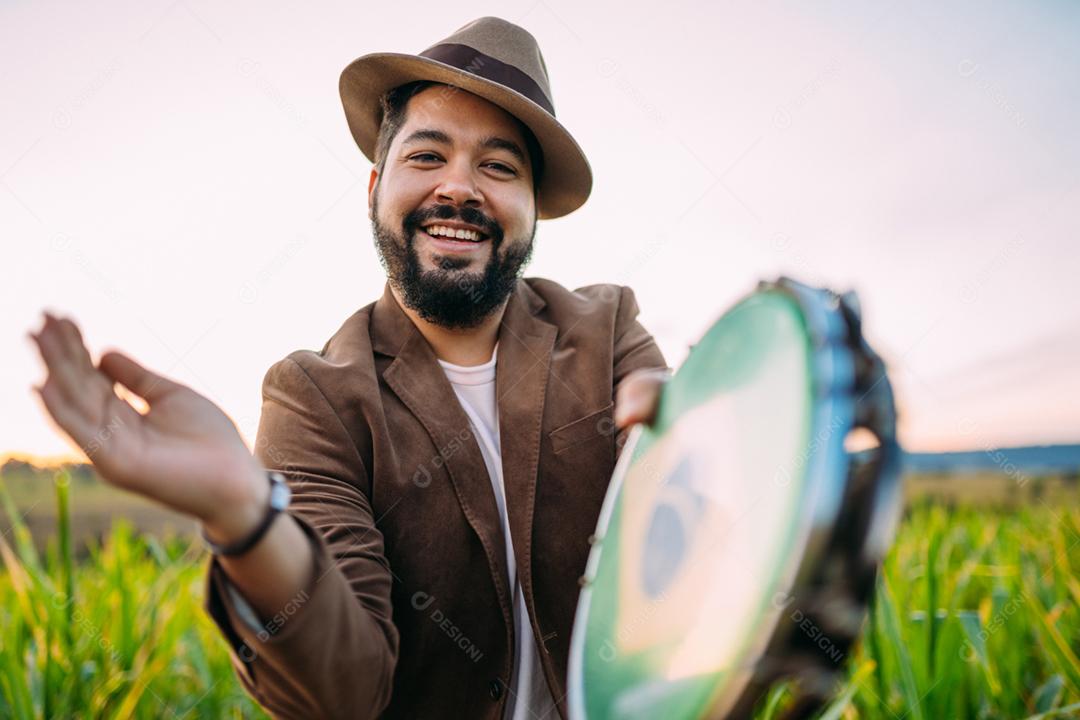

{"left": 568, "top": 278, "right": 862, "bottom": 719}
{"left": 704, "top": 279, "right": 857, "bottom": 717}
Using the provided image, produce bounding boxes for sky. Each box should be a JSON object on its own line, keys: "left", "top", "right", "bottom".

{"left": 3, "top": 0, "right": 1078, "bottom": 464}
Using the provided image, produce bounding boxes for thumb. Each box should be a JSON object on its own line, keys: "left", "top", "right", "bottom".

{"left": 98, "top": 350, "right": 181, "bottom": 403}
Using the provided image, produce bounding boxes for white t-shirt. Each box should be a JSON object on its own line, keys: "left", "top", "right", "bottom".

{"left": 437, "top": 344, "right": 560, "bottom": 720}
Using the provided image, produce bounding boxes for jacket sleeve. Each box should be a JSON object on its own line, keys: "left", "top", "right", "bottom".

{"left": 202, "top": 355, "right": 399, "bottom": 719}
{"left": 611, "top": 285, "right": 670, "bottom": 461}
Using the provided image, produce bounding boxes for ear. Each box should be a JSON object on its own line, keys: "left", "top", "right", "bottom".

{"left": 367, "top": 167, "right": 380, "bottom": 219}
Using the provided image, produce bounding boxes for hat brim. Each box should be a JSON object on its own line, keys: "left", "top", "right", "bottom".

{"left": 339, "top": 52, "right": 592, "bottom": 220}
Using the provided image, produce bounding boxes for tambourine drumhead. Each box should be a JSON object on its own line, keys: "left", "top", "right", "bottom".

{"left": 569, "top": 285, "right": 860, "bottom": 719}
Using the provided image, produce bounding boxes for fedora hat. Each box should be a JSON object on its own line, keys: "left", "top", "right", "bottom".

{"left": 339, "top": 16, "right": 592, "bottom": 219}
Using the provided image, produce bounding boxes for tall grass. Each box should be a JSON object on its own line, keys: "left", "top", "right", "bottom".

{"left": 758, "top": 498, "right": 1080, "bottom": 719}
{"left": 0, "top": 471, "right": 266, "bottom": 719}
{"left": 2, "top": 472, "right": 1078, "bottom": 718}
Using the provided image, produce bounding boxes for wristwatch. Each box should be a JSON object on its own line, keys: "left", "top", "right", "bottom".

{"left": 202, "top": 470, "right": 291, "bottom": 557}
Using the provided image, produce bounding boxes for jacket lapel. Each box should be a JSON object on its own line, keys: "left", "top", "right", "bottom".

{"left": 494, "top": 282, "right": 557, "bottom": 605}
{"left": 371, "top": 284, "right": 513, "bottom": 625}
{"left": 369, "top": 281, "right": 557, "bottom": 645}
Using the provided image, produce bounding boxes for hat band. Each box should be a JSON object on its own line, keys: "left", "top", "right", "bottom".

{"left": 419, "top": 43, "right": 555, "bottom": 116}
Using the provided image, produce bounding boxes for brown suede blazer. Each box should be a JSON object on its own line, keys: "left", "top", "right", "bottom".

{"left": 203, "top": 277, "right": 668, "bottom": 719}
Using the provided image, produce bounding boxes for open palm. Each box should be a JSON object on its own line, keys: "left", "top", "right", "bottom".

{"left": 27, "top": 311, "right": 263, "bottom": 528}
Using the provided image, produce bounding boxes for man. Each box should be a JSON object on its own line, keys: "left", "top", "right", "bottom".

{"left": 28, "top": 17, "right": 669, "bottom": 719}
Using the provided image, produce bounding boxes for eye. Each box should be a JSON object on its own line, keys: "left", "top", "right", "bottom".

{"left": 409, "top": 152, "right": 442, "bottom": 163}
{"left": 485, "top": 162, "right": 517, "bottom": 175}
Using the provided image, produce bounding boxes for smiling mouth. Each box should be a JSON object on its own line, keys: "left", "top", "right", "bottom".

{"left": 420, "top": 224, "right": 489, "bottom": 243}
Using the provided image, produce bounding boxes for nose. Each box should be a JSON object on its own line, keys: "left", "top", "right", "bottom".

{"left": 434, "top": 158, "right": 484, "bottom": 209}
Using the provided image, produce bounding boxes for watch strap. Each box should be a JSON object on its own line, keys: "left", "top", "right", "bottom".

{"left": 202, "top": 471, "right": 290, "bottom": 557}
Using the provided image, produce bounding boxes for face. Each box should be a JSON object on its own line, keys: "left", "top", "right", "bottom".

{"left": 368, "top": 85, "right": 539, "bottom": 329}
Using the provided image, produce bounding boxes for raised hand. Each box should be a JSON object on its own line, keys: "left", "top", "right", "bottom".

{"left": 614, "top": 367, "right": 671, "bottom": 429}
{"left": 26, "top": 311, "right": 267, "bottom": 540}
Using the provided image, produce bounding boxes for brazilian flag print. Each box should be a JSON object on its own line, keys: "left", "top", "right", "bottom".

{"left": 570, "top": 291, "right": 825, "bottom": 720}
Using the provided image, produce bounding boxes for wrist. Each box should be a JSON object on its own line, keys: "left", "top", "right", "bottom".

{"left": 201, "top": 464, "right": 271, "bottom": 547}
{"left": 202, "top": 469, "right": 292, "bottom": 557}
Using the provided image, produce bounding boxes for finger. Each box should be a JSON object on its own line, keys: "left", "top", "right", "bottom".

{"left": 98, "top": 350, "right": 181, "bottom": 403}
{"left": 616, "top": 371, "right": 665, "bottom": 408}
{"left": 615, "top": 369, "right": 670, "bottom": 428}
{"left": 29, "top": 318, "right": 86, "bottom": 404}
{"left": 614, "top": 392, "right": 659, "bottom": 428}
{"left": 48, "top": 314, "right": 104, "bottom": 410}
{"left": 614, "top": 384, "right": 648, "bottom": 428}
{"left": 55, "top": 315, "right": 97, "bottom": 371}
{"left": 28, "top": 319, "right": 103, "bottom": 420}
{"left": 33, "top": 377, "right": 104, "bottom": 458}
{"left": 28, "top": 314, "right": 69, "bottom": 374}
{"left": 613, "top": 400, "right": 643, "bottom": 429}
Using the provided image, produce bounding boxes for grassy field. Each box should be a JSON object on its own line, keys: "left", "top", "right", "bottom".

{"left": 0, "top": 472, "right": 264, "bottom": 719}
{"left": 755, "top": 496, "right": 1080, "bottom": 719}
{"left": 1, "top": 470, "right": 1078, "bottom": 719}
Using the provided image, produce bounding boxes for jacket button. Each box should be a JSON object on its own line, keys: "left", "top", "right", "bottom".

{"left": 489, "top": 678, "right": 503, "bottom": 700}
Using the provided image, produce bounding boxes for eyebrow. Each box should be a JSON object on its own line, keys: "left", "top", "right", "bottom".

{"left": 401, "top": 129, "right": 528, "bottom": 168}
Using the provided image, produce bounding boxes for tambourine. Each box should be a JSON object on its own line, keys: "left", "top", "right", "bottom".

{"left": 569, "top": 276, "right": 902, "bottom": 719}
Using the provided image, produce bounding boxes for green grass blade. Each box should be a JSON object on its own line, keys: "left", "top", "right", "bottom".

{"left": 1020, "top": 700, "right": 1080, "bottom": 720}
{"left": 1024, "top": 585, "right": 1080, "bottom": 696}
{"left": 876, "top": 574, "right": 926, "bottom": 720}
{"left": 817, "top": 660, "right": 875, "bottom": 720}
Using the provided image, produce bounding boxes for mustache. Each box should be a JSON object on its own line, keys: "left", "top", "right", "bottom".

{"left": 403, "top": 204, "right": 503, "bottom": 244}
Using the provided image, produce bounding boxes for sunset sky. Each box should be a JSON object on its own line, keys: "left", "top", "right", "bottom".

{"left": 3, "top": 0, "right": 1078, "bottom": 463}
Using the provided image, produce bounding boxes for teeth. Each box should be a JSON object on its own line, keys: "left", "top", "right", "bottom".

{"left": 424, "top": 225, "right": 483, "bottom": 242}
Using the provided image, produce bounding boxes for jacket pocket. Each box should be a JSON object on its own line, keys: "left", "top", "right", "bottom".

{"left": 549, "top": 402, "right": 616, "bottom": 455}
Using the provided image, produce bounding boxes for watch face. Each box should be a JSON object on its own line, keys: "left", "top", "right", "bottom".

{"left": 269, "top": 477, "right": 292, "bottom": 510}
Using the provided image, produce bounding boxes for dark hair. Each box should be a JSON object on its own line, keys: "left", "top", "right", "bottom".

{"left": 372, "top": 80, "right": 545, "bottom": 196}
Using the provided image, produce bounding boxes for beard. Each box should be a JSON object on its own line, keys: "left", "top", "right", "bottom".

{"left": 371, "top": 195, "right": 536, "bottom": 329}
